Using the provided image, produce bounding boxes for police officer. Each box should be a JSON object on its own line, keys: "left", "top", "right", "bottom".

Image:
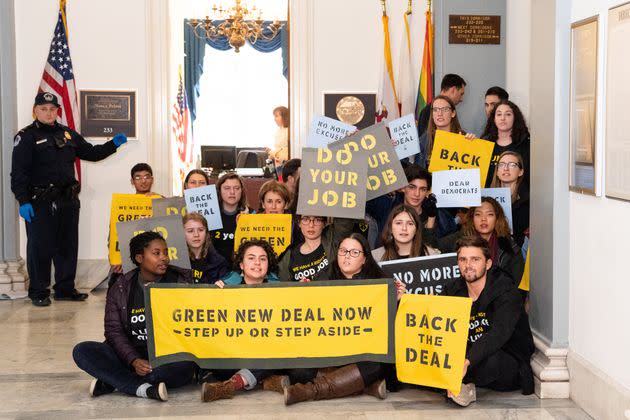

{"left": 11, "top": 91, "right": 128, "bottom": 307}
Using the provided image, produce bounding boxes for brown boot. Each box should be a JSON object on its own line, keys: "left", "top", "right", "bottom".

{"left": 284, "top": 364, "right": 365, "bottom": 406}
{"left": 363, "top": 379, "right": 386, "bottom": 399}
{"left": 262, "top": 375, "right": 290, "bottom": 393}
{"left": 201, "top": 380, "right": 235, "bottom": 402}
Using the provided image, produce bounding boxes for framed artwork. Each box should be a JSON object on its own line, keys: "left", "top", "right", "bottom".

{"left": 569, "top": 16, "right": 598, "bottom": 194}
{"left": 605, "top": 2, "right": 630, "bottom": 200}
{"left": 79, "top": 90, "right": 137, "bottom": 139}
{"left": 323, "top": 92, "right": 376, "bottom": 130}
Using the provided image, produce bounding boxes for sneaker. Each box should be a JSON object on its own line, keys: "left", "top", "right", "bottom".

{"left": 89, "top": 378, "right": 115, "bottom": 397}
{"left": 54, "top": 290, "right": 88, "bottom": 301}
{"left": 31, "top": 297, "right": 51, "bottom": 307}
{"left": 449, "top": 383, "right": 476, "bottom": 407}
{"left": 146, "top": 383, "right": 168, "bottom": 402}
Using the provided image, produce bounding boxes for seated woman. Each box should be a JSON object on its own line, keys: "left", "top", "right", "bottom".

{"left": 72, "top": 232, "right": 195, "bottom": 402}
{"left": 481, "top": 100, "right": 531, "bottom": 188}
{"left": 490, "top": 151, "right": 529, "bottom": 247}
{"left": 201, "top": 239, "right": 280, "bottom": 401}
{"left": 278, "top": 214, "right": 354, "bottom": 282}
{"left": 412, "top": 95, "right": 475, "bottom": 169}
{"left": 183, "top": 169, "right": 210, "bottom": 190}
{"left": 283, "top": 233, "right": 406, "bottom": 406}
{"left": 427, "top": 197, "right": 525, "bottom": 285}
{"left": 210, "top": 172, "right": 250, "bottom": 263}
{"left": 183, "top": 213, "right": 229, "bottom": 284}
{"left": 372, "top": 204, "right": 440, "bottom": 262}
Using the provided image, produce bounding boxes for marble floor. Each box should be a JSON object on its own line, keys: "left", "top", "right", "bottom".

{"left": 0, "top": 288, "right": 591, "bottom": 420}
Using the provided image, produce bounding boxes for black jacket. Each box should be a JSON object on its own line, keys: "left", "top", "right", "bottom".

{"left": 104, "top": 266, "right": 192, "bottom": 366}
{"left": 11, "top": 120, "right": 117, "bottom": 205}
{"left": 444, "top": 268, "right": 535, "bottom": 394}
{"left": 190, "top": 248, "right": 230, "bottom": 284}
{"left": 511, "top": 188, "right": 530, "bottom": 248}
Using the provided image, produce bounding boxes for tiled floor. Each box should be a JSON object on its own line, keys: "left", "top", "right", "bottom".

{"left": 0, "top": 288, "right": 591, "bottom": 420}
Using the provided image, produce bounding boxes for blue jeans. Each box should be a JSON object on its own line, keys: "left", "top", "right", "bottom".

{"left": 73, "top": 341, "right": 195, "bottom": 396}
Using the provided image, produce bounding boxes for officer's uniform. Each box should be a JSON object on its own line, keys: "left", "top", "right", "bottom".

{"left": 11, "top": 94, "right": 118, "bottom": 301}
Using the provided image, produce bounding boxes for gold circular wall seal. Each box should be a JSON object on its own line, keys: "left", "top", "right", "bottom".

{"left": 336, "top": 96, "right": 365, "bottom": 125}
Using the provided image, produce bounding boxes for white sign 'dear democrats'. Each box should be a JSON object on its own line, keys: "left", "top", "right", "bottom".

{"left": 432, "top": 168, "right": 481, "bottom": 208}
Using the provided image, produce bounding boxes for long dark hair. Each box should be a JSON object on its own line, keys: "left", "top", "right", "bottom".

{"left": 462, "top": 197, "right": 511, "bottom": 239}
{"left": 481, "top": 100, "right": 529, "bottom": 142}
{"left": 330, "top": 233, "right": 385, "bottom": 280}
{"left": 427, "top": 95, "right": 464, "bottom": 159}
{"left": 381, "top": 204, "right": 428, "bottom": 260}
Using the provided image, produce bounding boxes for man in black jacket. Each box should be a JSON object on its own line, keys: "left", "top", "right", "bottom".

{"left": 444, "top": 236, "right": 534, "bottom": 407}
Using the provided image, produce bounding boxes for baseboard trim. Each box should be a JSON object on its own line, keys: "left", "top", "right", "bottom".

{"left": 568, "top": 350, "right": 630, "bottom": 420}
{"left": 531, "top": 335, "right": 570, "bottom": 398}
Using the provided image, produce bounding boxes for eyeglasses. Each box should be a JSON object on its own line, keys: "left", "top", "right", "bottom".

{"left": 497, "top": 162, "right": 521, "bottom": 169}
{"left": 300, "top": 217, "right": 325, "bottom": 226}
{"left": 337, "top": 248, "right": 364, "bottom": 258}
{"left": 133, "top": 175, "right": 153, "bottom": 181}
{"left": 432, "top": 106, "right": 452, "bottom": 114}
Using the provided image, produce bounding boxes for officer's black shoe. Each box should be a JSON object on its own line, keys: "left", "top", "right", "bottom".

{"left": 31, "top": 297, "right": 51, "bottom": 307}
{"left": 54, "top": 290, "right": 88, "bottom": 301}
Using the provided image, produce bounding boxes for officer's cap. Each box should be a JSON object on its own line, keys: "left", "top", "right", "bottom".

{"left": 34, "top": 92, "right": 60, "bottom": 107}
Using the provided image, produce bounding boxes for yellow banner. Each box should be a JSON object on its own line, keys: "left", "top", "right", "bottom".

{"left": 395, "top": 294, "right": 472, "bottom": 394}
{"left": 519, "top": 246, "right": 530, "bottom": 291}
{"left": 147, "top": 280, "right": 395, "bottom": 368}
{"left": 108, "top": 194, "right": 159, "bottom": 265}
{"left": 428, "top": 130, "right": 495, "bottom": 186}
{"left": 233, "top": 214, "right": 292, "bottom": 255}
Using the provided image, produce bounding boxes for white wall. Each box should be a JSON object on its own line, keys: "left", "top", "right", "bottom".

{"left": 568, "top": 0, "right": 630, "bottom": 392}
{"left": 15, "top": 0, "right": 154, "bottom": 260}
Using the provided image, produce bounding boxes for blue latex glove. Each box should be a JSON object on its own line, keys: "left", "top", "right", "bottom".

{"left": 112, "top": 133, "right": 128, "bottom": 147}
{"left": 19, "top": 203, "right": 34, "bottom": 223}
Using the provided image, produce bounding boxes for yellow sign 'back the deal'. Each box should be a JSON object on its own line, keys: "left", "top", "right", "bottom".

{"left": 428, "top": 131, "right": 495, "bottom": 186}
{"left": 147, "top": 280, "right": 394, "bottom": 368}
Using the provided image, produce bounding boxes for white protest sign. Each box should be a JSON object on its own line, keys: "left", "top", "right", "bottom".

{"left": 481, "top": 187, "right": 513, "bottom": 232}
{"left": 306, "top": 115, "right": 355, "bottom": 148}
{"left": 432, "top": 168, "right": 481, "bottom": 208}
{"left": 388, "top": 113, "right": 420, "bottom": 159}
{"left": 183, "top": 185, "right": 223, "bottom": 230}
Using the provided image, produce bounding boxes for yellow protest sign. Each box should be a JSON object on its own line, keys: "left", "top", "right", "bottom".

{"left": 519, "top": 246, "right": 530, "bottom": 291}
{"left": 428, "top": 130, "right": 495, "bottom": 186}
{"left": 395, "top": 294, "right": 472, "bottom": 394}
{"left": 146, "top": 279, "right": 396, "bottom": 368}
{"left": 234, "top": 213, "right": 292, "bottom": 255}
{"left": 108, "top": 194, "right": 160, "bottom": 265}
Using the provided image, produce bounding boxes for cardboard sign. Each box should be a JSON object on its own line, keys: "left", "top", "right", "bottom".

{"left": 428, "top": 130, "right": 494, "bottom": 186}
{"left": 183, "top": 185, "right": 222, "bottom": 230}
{"left": 432, "top": 168, "right": 481, "bottom": 208}
{"left": 388, "top": 113, "right": 420, "bottom": 159}
{"left": 296, "top": 147, "right": 367, "bottom": 219}
{"left": 108, "top": 194, "right": 159, "bottom": 265}
{"left": 481, "top": 187, "right": 513, "bottom": 231}
{"left": 306, "top": 115, "right": 356, "bottom": 148}
{"left": 116, "top": 215, "right": 191, "bottom": 273}
{"left": 146, "top": 279, "right": 396, "bottom": 369}
{"left": 234, "top": 214, "right": 293, "bottom": 255}
{"left": 330, "top": 123, "right": 408, "bottom": 200}
{"left": 152, "top": 196, "right": 187, "bottom": 217}
{"left": 379, "top": 253, "right": 460, "bottom": 296}
{"left": 395, "top": 294, "right": 472, "bottom": 393}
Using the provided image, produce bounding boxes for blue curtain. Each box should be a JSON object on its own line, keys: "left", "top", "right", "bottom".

{"left": 184, "top": 19, "right": 288, "bottom": 122}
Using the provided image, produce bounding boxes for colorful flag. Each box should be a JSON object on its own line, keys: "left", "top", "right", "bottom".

{"left": 414, "top": 2, "right": 434, "bottom": 121}
{"left": 39, "top": 0, "right": 81, "bottom": 179}
{"left": 172, "top": 66, "right": 193, "bottom": 194}
{"left": 398, "top": 7, "right": 416, "bottom": 117}
{"left": 376, "top": 4, "right": 400, "bottom": 123}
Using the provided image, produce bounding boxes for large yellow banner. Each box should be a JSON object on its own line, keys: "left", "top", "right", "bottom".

{"left": 146, "top": 280, "right": 395, "bottom": 368}
{"left": 395, "top": 294, "right": 472, "bottom": 394}
{"left": 108, "top": 194, "right": 159, "bottom": 265}
{"left": 428, "top": 130, "right": 495, "bottom": 186}
{"left": 233, "top": 213, "right": 292, "bottom": 255}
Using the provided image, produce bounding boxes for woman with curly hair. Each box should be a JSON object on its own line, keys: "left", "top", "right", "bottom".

{"left": 481, "top": 100, "right": 530, "bottom": 188}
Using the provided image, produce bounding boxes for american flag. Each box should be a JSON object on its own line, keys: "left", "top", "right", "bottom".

{"left": 39, "top": 0, "right": 81, "bottom": 177}
{"left": 172, "top": 68, "right": 193, "bottom": 187}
